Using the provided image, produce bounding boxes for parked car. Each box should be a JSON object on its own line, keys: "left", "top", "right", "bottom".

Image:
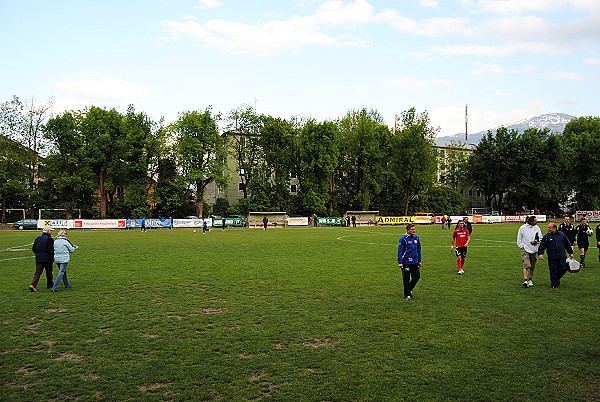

{"left": 13, "top": 218, "right": 38, "bottom": 230}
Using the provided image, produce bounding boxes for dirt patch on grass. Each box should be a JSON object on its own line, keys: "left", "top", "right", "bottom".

{"left": 55, "top": 353, "right": 84, "bottom": 362}
{"left": 201, "top": 308, "right": 228, "bottom": 314}
{"left": 46, "top": 309, "right": 68, "bottom": 313}
{"left": 249, "top": 370, "right": 267, "bottom": 381}
{"left": 302, "top": 338, "right": 337, "bottom": 348}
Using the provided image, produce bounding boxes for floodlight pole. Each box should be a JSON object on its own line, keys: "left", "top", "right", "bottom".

{"left": 465, "top": 104, "right": 468, "bottom": 142}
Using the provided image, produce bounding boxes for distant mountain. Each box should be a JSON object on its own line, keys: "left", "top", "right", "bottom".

{"left": 436, "top": 113, "right": 577, "bottom": 145}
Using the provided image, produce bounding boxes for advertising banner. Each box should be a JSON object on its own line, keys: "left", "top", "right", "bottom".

{"left": 38, "top": 219, "right": 72, "bottom": 229}
{"left": 127, "top": 219, "right": 172, "bottom": 229}
{"left": 318, "top": 217, "right": 342, "bottom": 226}
{"left": 74, "top": 219, "right": 126, "bottom": 229}
{"left": 481, "top": 215, "right": 502, "bottom": 224}
{"left": 288, "top": 217, "right": 309, "bottom": 226}
{"left": 502, "top": 215, "right": 525, "bottom": 223}
{"left": 212, "top": 217, "right": 244, "bottom": 227}
{"left": 172, "top": 219, "right": 205, "bottom": 228}
{"left": 576, "top": 211, "right": 600, "bottom": 222}
{"left": 377, "top": 216, "right": 413, "bottom": 225}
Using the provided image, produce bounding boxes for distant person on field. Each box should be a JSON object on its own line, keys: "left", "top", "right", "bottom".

{"left": 457, "top": 217, "right": 473, "bottom": 234}
{"left": 398, "top": 223, "right": 422, "bottom": 300}
{"left": 222, "top": 217, "right": 226, "bottom": 230}
{"left": 140, "top": 218, "right": 147, "bottom": 232}
{"left": 29, "top": 226, "right": 54, "bottom": 292}
{"left": 346, "top": 215, "right": 350, "bottom": 227}
{"left": 558, "top": 216, "right": 575, "bottom": 246}
{"left": 202, "top": 219, "right": 208, "bottom": 234}
{"left": 517, "top": 216, "right": 543, "bottom": 288}
{"left": 575, "top": 217, "right": 592, "bottom": 268}
{"left": 263, "top": 216, "right": 268, "bottom": 230}
{"left": 538, "top": 223, "right": 574, "bottom": 289}
{"left": 441, "top": 215, "right": 447, "bottom": 230}
{"left": 352, "top": 215, "right": 356, "bottom": 227}
{"left": 52, "top": 230, "right": 77, "bottom": 292}
{"left": 596, "top": 222, "right": 600, "bottom": 264}
{"left": 451, "top": 220, "right": 470, "bottom": 274}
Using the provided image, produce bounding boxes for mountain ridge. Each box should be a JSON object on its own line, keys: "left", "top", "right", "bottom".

{"left": 436, "top": 112, "right": 577, "bottom": 144}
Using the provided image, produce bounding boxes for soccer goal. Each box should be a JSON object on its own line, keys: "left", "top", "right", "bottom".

{"left": 38, "top": 209, "right": 82, "bottom": 219}
{"left": 470, "top": 207, "right": 493, "bottom": 215}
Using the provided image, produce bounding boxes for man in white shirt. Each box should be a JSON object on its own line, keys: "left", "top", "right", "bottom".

{"left": 517, "top": 216, "right": 543, "bottom": 288}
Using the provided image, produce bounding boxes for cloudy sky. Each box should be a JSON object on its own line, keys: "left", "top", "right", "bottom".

{"left": 2, "top": 0, "right": 599, "bottom": 136}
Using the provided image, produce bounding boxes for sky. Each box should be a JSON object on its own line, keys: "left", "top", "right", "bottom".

{"left": 1, "top": 0, "right": 599, "bottom": 137}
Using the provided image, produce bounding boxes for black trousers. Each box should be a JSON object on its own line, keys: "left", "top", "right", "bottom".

{"left": 402, "top": 264, "right": 421, "bottom": 297}
{"left": 548, "top": 258, "right": 568, "bottom": 287}
{"left": 31, "top": 262, "right": 53, "bottom": 289}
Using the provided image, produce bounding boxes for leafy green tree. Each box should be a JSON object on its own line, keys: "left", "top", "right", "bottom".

{"left": 1, "top": 96, "right": 54, "bottom": 212}
{"left": 226, "top": 105, "right": 263, "bottom": 199}
{"left": 562, "top": 116, "right": 600, "bottom": 210}
{"left": 338, "top": 108, "right": 390, "bottom": 211}
{"left": 42, "top": 111, "right": 96, "bottom": 217}
{"left": 260, "top": 116, "right": 296, "bottom": 211}
{"left": 412, "top": 186, "right": 468, "bottom": 215}
{"left": 468, "top": 127, "right": 518, "bottom": 212}
{"left": 0, "top": 136, "right": 30, "bottom": 223}
{"left": 506, "top": 128, "right": 567, "bottom": 212}
{"left": 389, "top": 108, "right": 438, "bottom": 215}
{"left": 152, "top": 156, "right": 189, "bottom": 218}
{"left": 299, "top": 120, "right": 339, "bottom": 215}
{"left": 173, "top": 108, "right": 228, "bottom": 218}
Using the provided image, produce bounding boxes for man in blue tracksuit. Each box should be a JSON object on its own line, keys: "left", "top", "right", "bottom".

{"left": 538, "top": 223, "right": 574, "bottom": 288}
{"left": 398, "top": 223, "right": 422, "bottom": 300}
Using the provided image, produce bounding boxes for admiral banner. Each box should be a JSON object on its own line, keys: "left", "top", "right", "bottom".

{"left": 377, "top": 216, "right": 413, "bottom": 225}
{"left": 173, "top": 218, "right": 205, "bottom": 228}
{"left": 576, "top": 211, "right": 600, "bottom": 222}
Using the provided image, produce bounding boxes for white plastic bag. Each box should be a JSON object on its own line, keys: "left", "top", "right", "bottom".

{"left": 566, "top": 258, "right": 580, "bottom": 273}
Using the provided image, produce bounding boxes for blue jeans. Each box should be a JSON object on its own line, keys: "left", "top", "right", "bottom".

{"left": 52, "top": 262, "right": 71, "bottom": 291}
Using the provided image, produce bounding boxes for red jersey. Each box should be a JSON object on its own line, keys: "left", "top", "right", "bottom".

{"left": 452, "top": 228, "right": 470, "bottom": 247}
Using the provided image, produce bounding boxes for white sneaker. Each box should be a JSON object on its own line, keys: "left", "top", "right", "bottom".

{"left": 528, "top": 279, "right": 533, "bottom": 287}
{"left": 458, "top": 269, "right": 464, "bottom": 275}
{"left": 523, "top": 280, "right": 529, "bottom": 288}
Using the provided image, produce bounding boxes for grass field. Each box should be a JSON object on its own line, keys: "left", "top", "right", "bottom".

{"left": 1, "top": 224, "right": 598, "bottom": 401}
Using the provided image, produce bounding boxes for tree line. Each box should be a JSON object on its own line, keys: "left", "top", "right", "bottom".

{"left": 1, "top": 95, "right": 599, "bottom": 222}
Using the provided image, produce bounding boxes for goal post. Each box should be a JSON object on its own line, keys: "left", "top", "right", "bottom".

{"left": 38, "top": 209, "right": 82, "bottom": 219}
{"left": 5, "top": 209, "right": 26, "bottom": 221}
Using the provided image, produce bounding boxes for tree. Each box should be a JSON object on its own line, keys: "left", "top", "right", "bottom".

{"left": 260, "top": 116, "right": 296, "bottom": 211}
{"left": 505, "top": 128, "right": 567, "bottom": 212}
{"left": 226, "top": 105, "right": 263, "bottom": 199}
{"left": 173, "top": 108, "right": 228, "bottom": 218}
{"left": 0, "top": 136, "right": 30, "bottom": 223}
{"left": 338, "top": 108, "right": 390, "bottom": 211}
{"left": 298, "top": 119, "right": 339, "bottom": 215}
{"left": 562, "top": 116, "right": 600, "bottom": 210}
{"left": 0, "top": 96, "right": 54, "bottom": 211}
{"left": 468, "top": 127, "right": 518, "bottom": 212}
{"left": 42, "top": 111, "right": 96, "bottom": 217}
{"left": 389, "top": 108, "right": 438, "bottom": 215}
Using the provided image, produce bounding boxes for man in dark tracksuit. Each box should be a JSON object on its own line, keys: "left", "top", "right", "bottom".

{"left": 30, "top": 227, "right": 54, "bottom": 292}
{"left": 398, "top": 224, "right": 422, "bottom": 300}
{"left": 538, "top": 223, "right": 574, "bottom": 288}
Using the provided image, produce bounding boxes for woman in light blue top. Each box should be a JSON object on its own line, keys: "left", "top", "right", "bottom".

{"left": 52, "top": 230, "right": 77, "bottom": 292}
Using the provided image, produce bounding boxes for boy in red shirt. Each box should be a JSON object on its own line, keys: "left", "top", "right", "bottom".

{"left": 451, "top": 220, "right": 471, "bottom": 274}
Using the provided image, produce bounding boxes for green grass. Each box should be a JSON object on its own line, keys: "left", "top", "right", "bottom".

{"left": 1, "top": 224, "right": 598, "bottom": 401}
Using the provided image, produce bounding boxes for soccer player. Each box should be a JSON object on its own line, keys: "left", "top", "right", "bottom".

{"left": 451, "top": 220, "right": 470, "bottom": 274}
{"left": 398, "top": 223, "right": 422, "bottom": 300}
{"left": 575, "top": 217, "right": 593, "bottom": 268}
{"left": 517, "top": 216, "right": 543, "bottom": 287}
{"left": 558, "top": 216, "right": 575, "bottom": 246}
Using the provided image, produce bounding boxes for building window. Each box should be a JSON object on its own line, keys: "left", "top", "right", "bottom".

{"left": 469, "top": 189, "right": 473, "bottom": 196}
{"left": 116, "top": 186, "right": 125, "bottom": 199}
{"left": 477, "top": 189, "right": 481, "bottom": 197}
{"left": 238, "top": 182, "right": 245, "bottom": 192}
{"left": 290, "top": 184, "right": 297, "bottom": 193}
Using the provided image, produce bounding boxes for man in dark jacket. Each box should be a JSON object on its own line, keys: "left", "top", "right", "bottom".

{"left": 558, "top": 216, "right": 576, "bottom": 246}
{"left": 29, "top": 226, "right": 54, "bottom": 292}
{"left": 538, "top": 223, "right": 574, "bottom": 288}
{"left": 398, "top": 223, "right": 422, "bottom": 300}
